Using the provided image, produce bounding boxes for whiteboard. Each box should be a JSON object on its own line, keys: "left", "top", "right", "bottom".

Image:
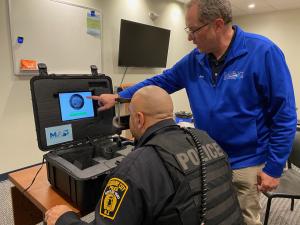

{"left": 8, "top": 0, "right": 102, "bottom": 75}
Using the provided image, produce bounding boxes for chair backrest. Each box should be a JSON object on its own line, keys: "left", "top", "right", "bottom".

{"left": 289, "top": 131, "right": 300, "bottom": 168}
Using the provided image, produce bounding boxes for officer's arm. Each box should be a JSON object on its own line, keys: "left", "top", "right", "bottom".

{"left": 50, "top": 176, "right": 144, "bottom": 225}
{"left": 55, "top": 211, "right": 90, "bottom": 225}
{"left": 96, "top": 176, "right": 144, "bottom": 225}
{"left": 96, "top": 147, "right": 175, "bottom": 225}
{"left": 45, "top": 204, "right": 91, "bottom": 225}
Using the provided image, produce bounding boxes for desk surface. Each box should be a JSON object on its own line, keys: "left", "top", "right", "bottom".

{"left": 8, "top": 164, "right": 79, "bottom": 214}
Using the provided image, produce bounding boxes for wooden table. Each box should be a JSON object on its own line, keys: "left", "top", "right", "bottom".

{"left": 8, "top": 164, "right": 80, "bottom": 225}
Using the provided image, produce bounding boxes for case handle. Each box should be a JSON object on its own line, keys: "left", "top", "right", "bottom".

{"left": 90, "top": 65, "right": 105, "bottom": 77}
{"left": 38, "top": 63, "right": 48, "bottom": 76}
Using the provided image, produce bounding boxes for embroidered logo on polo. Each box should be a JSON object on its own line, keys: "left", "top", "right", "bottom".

{"left": 99, "top": 178, "right": 128, "bottom": 220}
{"left": 224, "top": 71, "right": 244, "bottom": 80}
{"left": 198, "top": 74, "right": 205, "bottom": 79}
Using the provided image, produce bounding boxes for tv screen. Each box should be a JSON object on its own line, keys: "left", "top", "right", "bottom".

{"left": 118, "top": 19, "right": 171, "bottom": 68}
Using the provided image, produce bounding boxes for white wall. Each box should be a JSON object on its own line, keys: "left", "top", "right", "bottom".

{"left": 0, "top": 0, "right": 45, "bottom": 174}
{"left": 98, "top": 0, "right": 193, "bottom": 112}
{"left": 2, "top": 0, "right": 299, "bottom": 174}
{"left": 234, "top": 9, "right": 300, "bottom": 118}
{"left": 0, "top": 0, "right": 193, "bottom": 174}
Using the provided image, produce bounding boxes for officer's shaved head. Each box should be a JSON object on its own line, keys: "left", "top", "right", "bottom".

{"left": 132, "top": 85, "right": 173, "bottom": 118}
{"left": 129, "top": 86, "right": 174, "bottom": 139}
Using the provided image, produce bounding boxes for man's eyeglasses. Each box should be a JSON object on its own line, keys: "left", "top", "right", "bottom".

{"left": 184, "top": 23, "right": 209, "bottom": 36}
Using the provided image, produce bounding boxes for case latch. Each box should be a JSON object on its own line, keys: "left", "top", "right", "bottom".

{"left": 38, "top": 63, "right": 48, "bottom": 76}
{"left": 90, "top": 65, "right": 105, "bottom": 77}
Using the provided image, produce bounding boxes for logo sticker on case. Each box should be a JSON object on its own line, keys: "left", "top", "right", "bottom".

{"left": 45, "top": 124, "right": 73, "bottom": 146}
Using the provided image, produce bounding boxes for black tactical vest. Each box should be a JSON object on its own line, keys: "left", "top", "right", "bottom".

{"left": 144, "top": 126, "right": 244, "bottom": 225}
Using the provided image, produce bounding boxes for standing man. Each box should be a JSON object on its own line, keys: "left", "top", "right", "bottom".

{"left": 93, "top": 1, "right": 297, "bottom": 224}
{"left": 45, "top": 86, "right": 243, "bottom": 225}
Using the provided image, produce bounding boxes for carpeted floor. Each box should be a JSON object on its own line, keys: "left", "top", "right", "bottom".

{"left": 0, "top": 179, "right": 299, "bottom": 225}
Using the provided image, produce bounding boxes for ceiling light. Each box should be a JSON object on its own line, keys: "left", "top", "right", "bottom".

{"left": 248, "top": 3, "right": 256, "bottom": 9}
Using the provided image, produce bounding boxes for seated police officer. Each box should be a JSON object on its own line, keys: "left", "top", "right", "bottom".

{"left": 45, "top": 85, "right": 244, "bottom": 225}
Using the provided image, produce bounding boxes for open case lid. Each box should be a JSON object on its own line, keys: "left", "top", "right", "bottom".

{"left": 30, "top": 72, "right": 117, "bottom": 151}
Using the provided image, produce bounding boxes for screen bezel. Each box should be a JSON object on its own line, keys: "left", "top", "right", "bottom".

{"left": 118, "top": 19, "right": 171, "bottom": 68}
{"left": 57, "top": 90, "right": 98, "bottom": 122}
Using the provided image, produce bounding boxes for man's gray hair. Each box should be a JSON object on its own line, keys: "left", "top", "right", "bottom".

{"left": 187, "top": 0, "right": 232, "bottom": 24}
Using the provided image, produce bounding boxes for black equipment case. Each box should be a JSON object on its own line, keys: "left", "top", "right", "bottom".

{"left": 30, "top": 65, "right": 132, "bottom": 212}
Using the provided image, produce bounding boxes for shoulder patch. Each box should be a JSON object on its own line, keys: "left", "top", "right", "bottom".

{"left": 99, "top": 177, "right": 128, "bottom": 220}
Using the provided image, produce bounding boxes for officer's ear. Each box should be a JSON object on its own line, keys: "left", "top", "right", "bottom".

{"left": 136, "top": 112, "right": 145, "bottom": 129}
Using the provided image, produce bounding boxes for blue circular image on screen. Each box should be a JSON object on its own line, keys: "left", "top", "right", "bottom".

{"left": 69, "top": 94, "right": 84, "bottom": 109}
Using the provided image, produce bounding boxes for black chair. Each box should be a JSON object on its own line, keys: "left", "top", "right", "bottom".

{"left": 263, "top": 131, "right": 300, "bottom": 225}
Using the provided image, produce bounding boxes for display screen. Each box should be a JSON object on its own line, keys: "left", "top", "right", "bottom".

{"left": 58, "top": 91, "right": 95, "bottom": 121}
{"left": 118, "top": 19, "right": 171, "bottom": 68}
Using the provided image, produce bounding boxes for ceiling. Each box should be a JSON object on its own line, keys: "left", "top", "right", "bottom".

{"left": 175, "top": 0, "right": 300, "bottom": 17}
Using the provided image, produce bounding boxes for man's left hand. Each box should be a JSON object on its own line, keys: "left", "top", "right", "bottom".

{"left": 45, "top": 205, "right": 73, "bottom": 225}
{"left": 257, "top": 171, "right": 280, "bottom": 192}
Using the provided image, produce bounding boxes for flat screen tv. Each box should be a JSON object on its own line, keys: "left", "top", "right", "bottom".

{"left": 118, "top": 19, "right": 171, "bottom": 68}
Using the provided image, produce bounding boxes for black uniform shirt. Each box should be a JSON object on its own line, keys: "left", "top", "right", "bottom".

{"left": 56, "top": 119, "right": 177, "bottom": 225}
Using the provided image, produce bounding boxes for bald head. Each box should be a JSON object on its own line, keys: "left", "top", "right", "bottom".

{"left": 129, "top": 86, "right": 174, "bottom": 139}
{"left": 132, "top": 86, "right": 173, "bottom": 118}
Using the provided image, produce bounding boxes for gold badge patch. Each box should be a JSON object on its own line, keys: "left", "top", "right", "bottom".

{"left": 99, "top": 177, "right": 128, "bottom": 220}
